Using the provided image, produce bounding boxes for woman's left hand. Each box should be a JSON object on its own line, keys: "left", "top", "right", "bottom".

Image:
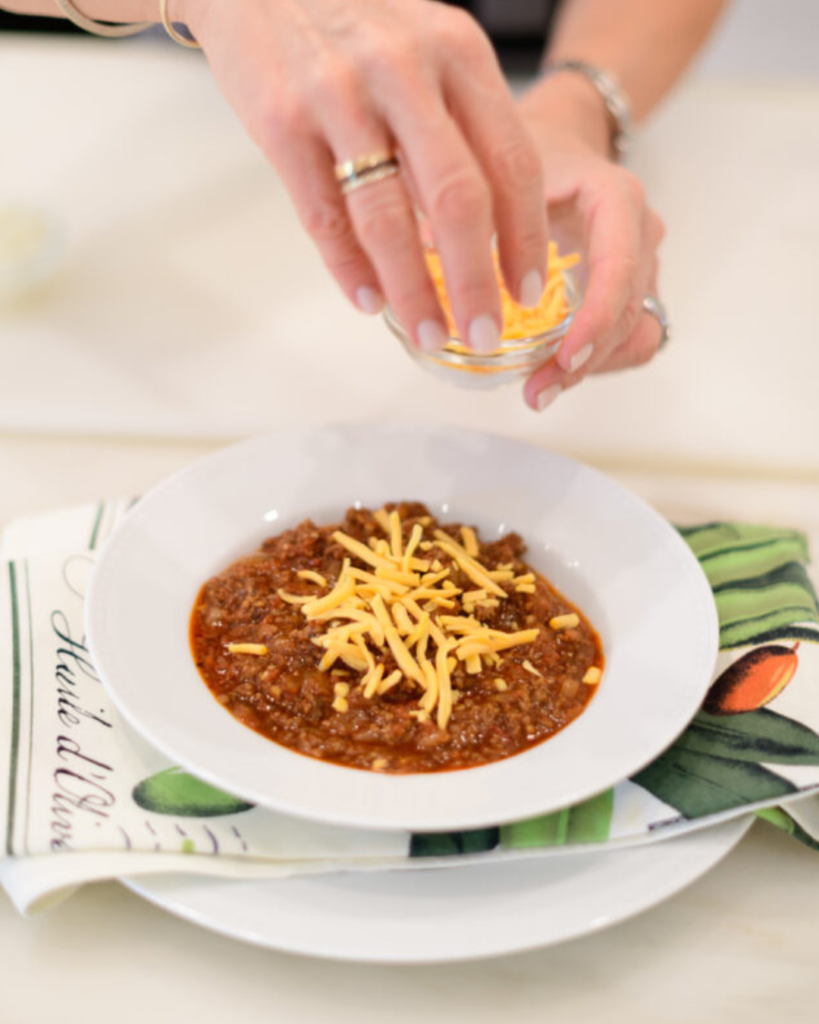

{"left": 516, "top": 80, "right": 667, "bottom": 412}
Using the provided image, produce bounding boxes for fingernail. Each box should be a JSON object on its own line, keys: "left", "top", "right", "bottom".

{"left": 568, "top": 343, "right": 594, "bottom": 373}
{"left": 356, "top": 286, "right": 385, "bottom": 315}
{"left": 519, "top": 269, "right": 544, "bottom": 309}
{"left": 417, "top": 319, "right": 449, "bottom": 353}
{"left": 535, "top": 384, "right": 562, "bottom": 412}
{"left": 469, "top": 315, "right": 501, "bottom": 354}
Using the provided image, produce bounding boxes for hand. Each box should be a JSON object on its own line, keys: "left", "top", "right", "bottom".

{"left": 181, "top": 0, "right": 548, "bottom": 353}
{"left": 516, "top": 77, "right": 666, "bottom": 411}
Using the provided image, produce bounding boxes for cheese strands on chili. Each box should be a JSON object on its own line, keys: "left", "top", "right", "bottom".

{"left": 293, "top": 508, "right": 546, "bottom": 729}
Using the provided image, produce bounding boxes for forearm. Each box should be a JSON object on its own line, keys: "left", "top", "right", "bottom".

{"left": 521, "top": 0, "right": 729, "bottom": 155}
{"left": 0, "top": 0, "right": 159, "bottom": 21}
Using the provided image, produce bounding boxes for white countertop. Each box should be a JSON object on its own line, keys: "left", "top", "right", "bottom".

{"left": 1, "top": 25, "right": 818, "bottom": 1023}
{"left": 0, "top": 821, "right": 816, "bottom": 1024}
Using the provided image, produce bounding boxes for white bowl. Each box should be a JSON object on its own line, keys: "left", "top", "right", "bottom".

{"left": 86, "top": 424, "right": 718, "bottom": 833}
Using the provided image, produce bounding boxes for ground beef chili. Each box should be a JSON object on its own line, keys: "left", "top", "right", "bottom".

{"left": 190, "top": 503, "right": 603, "bottom": 773}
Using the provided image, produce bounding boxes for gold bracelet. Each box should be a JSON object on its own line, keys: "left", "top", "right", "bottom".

{"left": 53, "top": 0, "right": 201, "bottom": 48}
{"left": 53, "top": 0, "right": 153, "bottom": 37}
{"left": 159, "top": 0, "right": 201, "bottom": 48}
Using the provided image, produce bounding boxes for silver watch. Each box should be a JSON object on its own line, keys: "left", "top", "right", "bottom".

{"left": 541, "top": 59, "right": 633, "bottom": 161}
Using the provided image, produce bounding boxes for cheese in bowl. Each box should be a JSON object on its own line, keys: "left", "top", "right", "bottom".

{"left": 384, "top": 244, "right": 581, "bottom": 390}
{"left": 190, "top": 502, "right": 603, "bottom": 774}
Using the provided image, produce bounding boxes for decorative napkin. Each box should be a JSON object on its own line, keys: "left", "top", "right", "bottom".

{"left": 2, "top": 501, "right": 818, "bottom": 915}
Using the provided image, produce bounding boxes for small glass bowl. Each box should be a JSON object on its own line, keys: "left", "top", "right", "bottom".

{"left": 384, "top": 270, "right": 579, "bottom": 391}
{"left": 0, "top": 205, "right": 63, "bottom": 309}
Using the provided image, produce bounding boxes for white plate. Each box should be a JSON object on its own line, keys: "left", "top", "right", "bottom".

{"left": 122, "top": 816, "right": 753, "bottom": 963}
{"left": 87, "top": 424, "right": 718, "bottom": 833}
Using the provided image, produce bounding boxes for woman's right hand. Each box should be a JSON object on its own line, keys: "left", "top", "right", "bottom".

{"left": 180, "top": 0, "right": 547, "bottom": 353}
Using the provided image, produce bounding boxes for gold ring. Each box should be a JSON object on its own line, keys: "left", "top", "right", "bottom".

{"left": 334, "top": 151, "right": 396, "bottom": 182}
{"left": 335, "top": 152, "right": 401, "bottom": 196}
{"left": 339, "top": 162, "right": 401, "bottom": 196}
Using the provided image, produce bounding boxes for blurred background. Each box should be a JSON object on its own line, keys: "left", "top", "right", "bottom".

{"left": 2, "top": 0, "right": 818, "bottom": 76}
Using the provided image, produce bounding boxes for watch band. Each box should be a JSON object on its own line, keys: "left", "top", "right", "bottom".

{"left": 541, "top": 59, "right": 633, "bottom": 161}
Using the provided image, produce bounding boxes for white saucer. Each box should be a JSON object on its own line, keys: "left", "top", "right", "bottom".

{"left": 123, "top": 816, "right": 753, "bottom": 963}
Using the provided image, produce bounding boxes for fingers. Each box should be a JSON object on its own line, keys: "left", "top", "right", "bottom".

{"left": 202, "top": 2, "right": 550, "bottom": 346}
{"left": 435, "top": 10, "right": 547, "bottom": 308}
{"left": 523, "top": 260, "right": 666, "bottom": 412}
{"left": 301, "top": 58, "right": 449, "bottom": 350}
{"left": 362, "top": 9, "right": 512, "bottom": 351}
{"left": 389, "top": 102, "right": 503, "bottom": 351}
{"left": 555, "top": 171, "right": 646, "bottom": 373}
{"left": 579, "top": 208, "right": 663, "bottom": 374}
{"left": 271, "top": 131, "right": 387, "bottom": 317}
{"left": 601, "top": 268, "right": 665, "bottom": 371}
{"left": 346, "top": 167, "right": 450, "bottom": 352}
{"left": 249, "top": 8, "right": 547, "bottom": 352}
{"left": 522, "top": 357, "right": 578, "bottom": 413}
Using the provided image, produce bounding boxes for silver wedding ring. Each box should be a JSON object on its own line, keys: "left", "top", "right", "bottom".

{"left": 642, "top": 295, "right": 670, "bottom": 351}
{"left": 335, "top": 151, "right": 401, "bottom": 196}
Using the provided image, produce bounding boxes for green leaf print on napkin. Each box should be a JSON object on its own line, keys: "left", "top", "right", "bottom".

{"left": 410, "top": 827, "right": 500, "bottom": 858}
{"left": 757, "top": 807, "right": 819, "bottom": 853}
{"left": 498, "top": 788, "right": 614, "bottom": 849}
{"left": 410, "top": 791, "right": 615, "bottom": 857}
{"left": 678, "top": 523, "right": 810, "bottom": 569}
{"left": 678, "top": 709, "right": 819, "bottom": 765}
{"left": 716, "top": 560, "right": 819, "bottom": 649}
{"left": 632, "top": 748, "right": 798, "bottom": 818}
{"left": 132, "top": 767, "right": 254, "bottom": 817}
{"left": 678, "top": 523, "right": 819, "bottom": 648}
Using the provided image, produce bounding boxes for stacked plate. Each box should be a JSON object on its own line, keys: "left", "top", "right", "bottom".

{"left": 87, "top": 424, "right": 741, "bottom": 962}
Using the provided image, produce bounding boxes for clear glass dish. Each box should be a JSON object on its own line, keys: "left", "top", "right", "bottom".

{"left": 384, "top": 270, "right": 579, "bottom": 391}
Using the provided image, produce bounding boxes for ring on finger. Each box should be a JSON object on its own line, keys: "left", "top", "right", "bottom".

{"left": 335, "top": 151, "right": 401, "bottom": 196}
{"left": 642, "top": 295, "right": 670, "bottom": 351}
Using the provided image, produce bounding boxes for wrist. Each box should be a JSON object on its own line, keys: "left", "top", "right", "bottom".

{"left": 171, "top": 0, "right": 208, "bottom": 34}
{"left": 518, "top": 71, "right": 613, "bottom": 159}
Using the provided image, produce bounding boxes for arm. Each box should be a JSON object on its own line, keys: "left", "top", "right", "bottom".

{"left": 521, "top": 0, "right": 729, "bottom": 157}
{"left": 518, "top": 0, "right": 729, "bottom": 410}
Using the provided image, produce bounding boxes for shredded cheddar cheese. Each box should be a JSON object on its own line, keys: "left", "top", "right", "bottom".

{"left": 426, "top": 242, "right": 581, "bottom": 344}
{"left": 460, "top": 526, "right": 479, "bottom": 557}
{"left": 550, "top": 613, "right": 580, "bottom": 631}
{"left": 297, "top": 569, "right": 327, "bottom": 587}
{"left": 284, "top": 507, "right": 555, "bottom": 730}
{"left": 277, "top": 590, "right": 313, "bottom": 605}
{"left": 226, "top": 643, "right": 268, "bottom": 656}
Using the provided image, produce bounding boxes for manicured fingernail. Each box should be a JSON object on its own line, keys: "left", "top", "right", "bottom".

{"left": 417, "top": 319, "right": 449, "bottom": 353}
{"left": 569, "top": 343, "right": 594, "bottom": 373}
{"left": 469, "top": 315, "right": 501, "bottom": 354}
{"left": 356, "top": 286, "right": 385, "bottom": 315}
{"left": 520, "top": 269, "right": 544, "bottom": 309}
{"left": 535, "top": 384, "right": 562, "bottom": 412}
